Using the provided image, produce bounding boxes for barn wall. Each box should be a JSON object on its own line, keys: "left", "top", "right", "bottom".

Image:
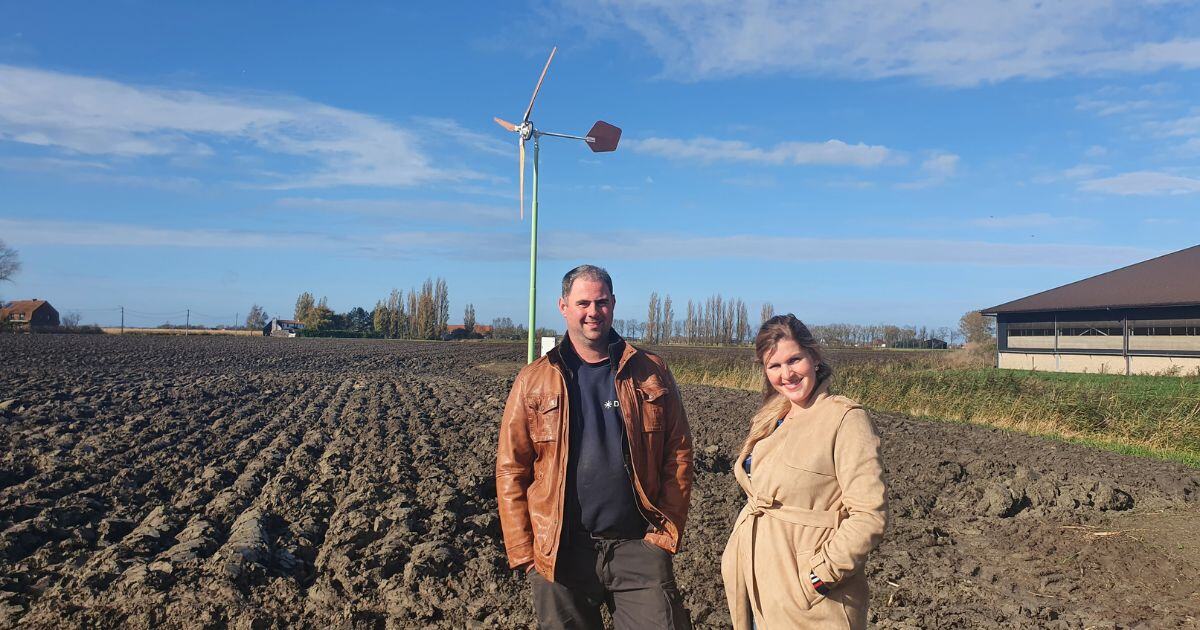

{"left": 1129, "top": 356, "right": 1200, "bottom": 376}
{"left": 997, "top": 352, "right": 1057, "bottom": 371}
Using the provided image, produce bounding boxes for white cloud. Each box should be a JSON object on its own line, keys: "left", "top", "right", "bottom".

{"left": 1076, "top": 97, "right": 1155, "bottom": 117}
{"left": 897, "top": 152, "right": 958, "bottom": 189}
{"left": 275, "top": 197, "right": 512, "bottom": 223}
{"left": 0, "top": 217, "right": 1146, "bottom": 268}
{"left": 972, "top": 213, "right": 1091, "bottom": 229}
{"left": 0, "top": 65, "right": 479, "bottom": 188}
{"left": 570, "top": 0, "right": 1200, "bottom": 85}
{"left": 626, "top": 136, "right": 896, "bottom": 167}
{"left": 1083, "top": 145, "right": 1108, "bottom": 159}
{"left": 1148, "top": 113, "right": 1200, "bottom": 138}
{"left": 1032, "top": 163, "right": 1107, "bottom": 184}
{"left": 0, "top": 156, "right": 202, "bottom": 190}
{"left": 1080, "top": 171, "right": 1200, "bottom": 195}
{"left": 1178, "top": 137, "right": 1200, "bottom": 155}
{"left": 538, "top": 232, "right": 1144, "bottom": 267}
{"left": 413, "top": 117, "right": 512, "bottom": 158}
{"left": 0, "top": 218, "right": 338, "bottom": 250}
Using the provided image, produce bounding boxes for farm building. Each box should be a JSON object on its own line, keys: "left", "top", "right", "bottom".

{"left": 892, "top": 338, "right": 948, "bottom": 350}
{"left": 263, "top": 318, "right": 305, "bottom": 338}
{"left": 1, "top": 299, "right": 60, "bottom": 331}
{"left": 982, "top": 244, "right": 1200, "bottom": 376}
{"left": 445, "top": 324, "right": 493, "bottom": 338}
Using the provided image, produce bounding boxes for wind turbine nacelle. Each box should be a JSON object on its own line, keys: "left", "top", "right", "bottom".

{"left": 587, "top": 121, "right": 621, "bottom": 153}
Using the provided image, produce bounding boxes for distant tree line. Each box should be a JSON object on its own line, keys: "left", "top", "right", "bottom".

{"left": 283, "top": 277, "right": 453, "bottom": 339}
{"left": 491, "top": 317, "right": 556, "bottom": 341}
{"left": 609, "top": 292, "right": 969, "bottom": 348}
{"left": 370, "top": 278, "right": 451, "bottom": 339}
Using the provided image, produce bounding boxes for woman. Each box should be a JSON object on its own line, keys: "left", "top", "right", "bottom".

{"left": 721, "top": 315, "right": 887, "bottom": 629}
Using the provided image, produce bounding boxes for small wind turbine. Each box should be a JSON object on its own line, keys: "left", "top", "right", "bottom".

{"left": 494, "top": 46, "right": 622, "bottom": 363}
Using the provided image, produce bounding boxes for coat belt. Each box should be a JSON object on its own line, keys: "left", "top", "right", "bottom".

{"left": 746, "top": 493, "right": 842, "bottom": 529}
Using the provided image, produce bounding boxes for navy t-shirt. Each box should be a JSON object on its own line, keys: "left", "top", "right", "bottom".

{"left": 563, "top": 346, "right": 647, "bottom": 537}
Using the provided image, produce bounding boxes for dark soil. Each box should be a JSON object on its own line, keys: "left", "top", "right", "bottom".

{"left": 1, "top": 335, "right": 1198, "bottom": 628}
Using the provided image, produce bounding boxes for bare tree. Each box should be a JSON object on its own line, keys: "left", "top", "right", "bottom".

{"left": 61, "top": 311, "right": 82, "bottom": 328}
{"left": 646, "top": 292, "right": 659, "bottom": 344}
{"left": 736, "top": 299, "right": 750, "bottom": 344}
{"left": 685, "top": 300, "right": 696, "bottom": 344}
{"left": 434, "top": 278, "right": 450, "bottom": 337}
{"left": 0, "top": 239, "right": 18, "bottom": 284}
{"left": 245, "top": 304, "right": 268, "bottom": 330}
{"left": 660, "top": 294, "right": 673, "bottom": 345}
{"left": 464, "top": 303, "right": 476, "bottom": 334}
{"left": 760, "top": 301, "right": 774, "bottom": 326}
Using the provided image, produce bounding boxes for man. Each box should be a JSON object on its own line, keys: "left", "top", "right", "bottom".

{"left": 496, "top": 264, "right": 694, "bottom": 629}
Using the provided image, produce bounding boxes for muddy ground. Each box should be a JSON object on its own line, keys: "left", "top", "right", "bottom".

{"left": 1, "top": 335, "right": 1198, "bottom": 629}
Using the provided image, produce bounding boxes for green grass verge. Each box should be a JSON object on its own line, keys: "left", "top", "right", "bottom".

{"left": 666, "top": 353, "right": 1200, "bottom": 469}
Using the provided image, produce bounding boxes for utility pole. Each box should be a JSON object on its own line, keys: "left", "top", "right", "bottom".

{"left": 120, "top": 306, "right": 124, "bottom": 334}
{"left": 185, "top": 309, "right": 190, "bottom": 336}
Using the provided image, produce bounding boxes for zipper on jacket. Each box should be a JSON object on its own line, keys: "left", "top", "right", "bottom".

{"left": 548, "top": 354, "right": 571, "bottom": 558}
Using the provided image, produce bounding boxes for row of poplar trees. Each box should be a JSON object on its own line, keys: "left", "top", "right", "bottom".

{"left": 640, "top": 293, "right": 764, "bottom": 345}
{"left": 372, "top": 278, "right": 451, "bottom": 340}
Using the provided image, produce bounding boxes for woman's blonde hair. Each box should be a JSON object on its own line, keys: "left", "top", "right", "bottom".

{"left": 738, "top": 314, "right": 833, "bottom": 459}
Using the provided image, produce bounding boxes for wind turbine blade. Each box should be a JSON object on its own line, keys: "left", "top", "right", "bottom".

{"left": 519, "top": 136, "right": 526, "bottom": 220}
{"left": 522, "top": 46, "right": 557, "bottom": 123}
{"left": 494, "top": 117, "right": 517, "bottom": 132}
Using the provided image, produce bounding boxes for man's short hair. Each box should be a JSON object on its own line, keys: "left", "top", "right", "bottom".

{"left": 561, "top": 264, "right": 614, "bottom": 298}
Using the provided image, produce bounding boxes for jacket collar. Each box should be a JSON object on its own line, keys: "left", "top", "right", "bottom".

{"left": 550, "top": 329, "right": 634, "bottom": 375}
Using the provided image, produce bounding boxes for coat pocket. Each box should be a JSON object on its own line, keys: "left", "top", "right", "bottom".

{"left": 525, "top": 394, "right": 561, "bottom": 442}
{"left": 637, "top": 384, "right": 668, "bottom": 432}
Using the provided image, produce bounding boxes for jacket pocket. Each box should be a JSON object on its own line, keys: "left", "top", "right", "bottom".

{"left": 525, "top": 394, "right": 561, "bottom": 442}
{"left": 637, "top": 384, "right": 668, "bottom": 432}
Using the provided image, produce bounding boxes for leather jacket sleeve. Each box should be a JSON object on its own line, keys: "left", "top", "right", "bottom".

{"left": 495, "top": 372, "right": 535, "bottom": 569}
{"left": 654, "top": 366, "right": 694, "bottom": 549}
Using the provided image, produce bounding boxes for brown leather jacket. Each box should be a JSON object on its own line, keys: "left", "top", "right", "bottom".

{"left": 496, "top": 336, "right": 694, "bottom": 582}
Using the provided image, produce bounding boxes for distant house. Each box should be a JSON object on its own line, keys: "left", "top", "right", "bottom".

{"left": 0, "top": 300, "right": 60, "bottom": 332}
{"left": 983, "top": 244, "right": 1200, "bottom": 375}
{"left": 891, "top": 338, "right": 947, "bottom": 350}
{"left": 445, "top": 324, "right": 494, "bottom": 338}
{"left": 263, "top": 318, "right": 305, "bottom": 338}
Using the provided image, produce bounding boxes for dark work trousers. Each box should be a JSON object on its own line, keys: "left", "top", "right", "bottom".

{"left": 530, "top": 534, "right": 691, "bottom": 630}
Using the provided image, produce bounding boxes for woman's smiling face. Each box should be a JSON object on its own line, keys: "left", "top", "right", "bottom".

{"left": 762, "top": 337, "right": 818, "bottom": 408}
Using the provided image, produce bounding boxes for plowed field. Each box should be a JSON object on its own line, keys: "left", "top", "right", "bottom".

{"left": 1, "top": 335, "right": 1198, "bottom": 629}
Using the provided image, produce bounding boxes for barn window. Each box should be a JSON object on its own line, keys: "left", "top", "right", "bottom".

{"left": 1056, "top": 320, "right": 1124, "bottom": 351}
{"left": 1129, "top": 319, "right": 1200, "bottom": 352}
{"left": 1006, "top": 322, "right": 1055, "bottom": 349}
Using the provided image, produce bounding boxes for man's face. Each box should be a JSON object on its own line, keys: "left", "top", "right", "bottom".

{"left": 558, "top": 277, "right": 615, "bottom": 345}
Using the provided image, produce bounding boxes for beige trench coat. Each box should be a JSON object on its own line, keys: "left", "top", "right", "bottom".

{"left": 721, "top": 382, "right": 887, "bottom": 629}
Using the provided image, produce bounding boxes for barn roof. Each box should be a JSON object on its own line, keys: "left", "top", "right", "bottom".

{"left": 983, "top": 244, "right": 1200, "bottom": 314}
{"left": 0, "top": 299, "right": 51, "bottom": 318}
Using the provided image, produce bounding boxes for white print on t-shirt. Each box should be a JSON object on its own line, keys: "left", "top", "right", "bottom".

{"left": 602, "top": 400, "right": 621, "bottom": 409}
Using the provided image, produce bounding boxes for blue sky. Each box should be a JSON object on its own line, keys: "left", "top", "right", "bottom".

{"left": 2, "top": 1, "right": 1199, "bottom": 332}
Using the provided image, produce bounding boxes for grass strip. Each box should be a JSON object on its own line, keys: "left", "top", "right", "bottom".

{"left": 664, "top": 351, "right": 1200, "bottom": 469}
